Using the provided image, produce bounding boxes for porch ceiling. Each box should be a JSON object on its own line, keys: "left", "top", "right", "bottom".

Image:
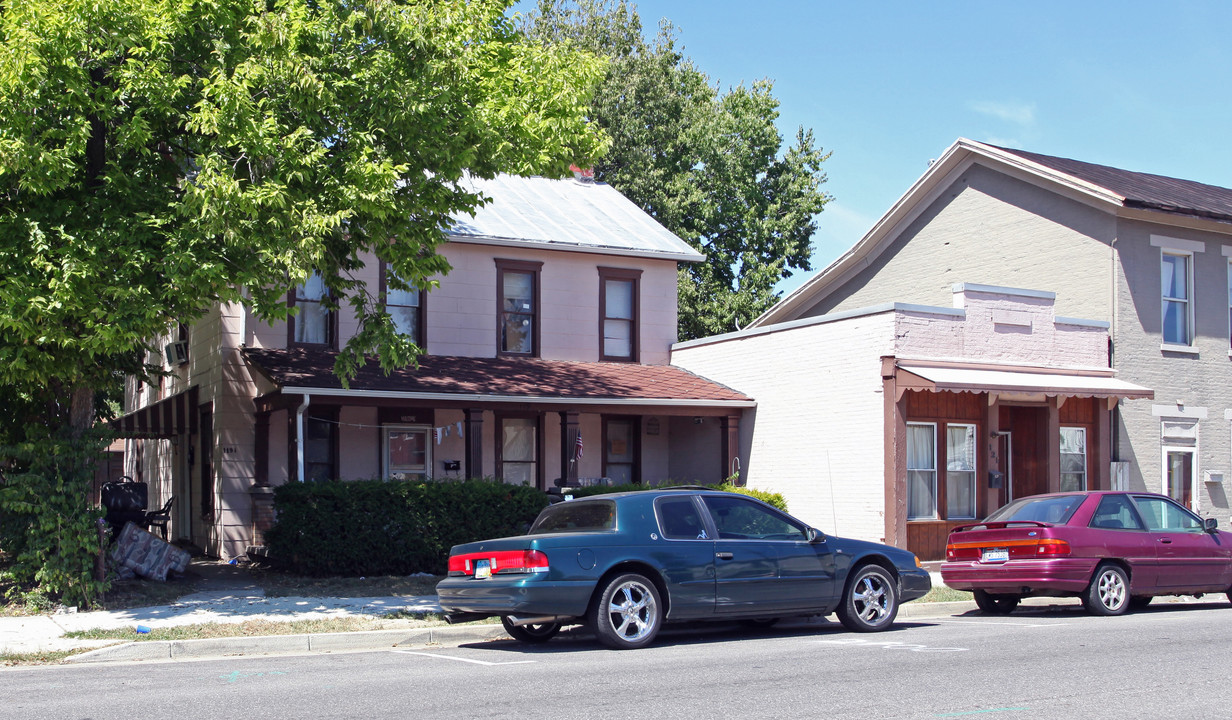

{"left": 242, "top": 348, "right": 754, "bottom": 410}
{"left": 896, "top": 363, "right": 1154, "bottom": 400}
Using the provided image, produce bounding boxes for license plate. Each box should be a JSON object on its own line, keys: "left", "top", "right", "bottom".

{"left": 981, "top": 548, "right": 1009, "bottom": 563}
{"left": 474, "top": 558, "right": 491, "bottom": 579}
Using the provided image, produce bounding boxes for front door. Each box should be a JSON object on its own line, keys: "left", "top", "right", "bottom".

{"left": 1001, "top": 406, "right": 1048, "bottom": 499}
{"left": 702, "top": 495, "right": 835, "bottom": 614}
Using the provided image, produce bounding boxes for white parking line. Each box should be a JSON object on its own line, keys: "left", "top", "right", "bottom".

{"left": 928, "top": 618, "right": 1068, "bottom": 628}
{"left": 815, "top": 638, "right": 967, "bottom": 653}
{"left": 392, "top": 650, "right": 537, "bottom": 666}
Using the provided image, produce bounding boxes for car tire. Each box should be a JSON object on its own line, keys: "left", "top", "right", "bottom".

{"left": 836, "top": 564, "right": 898, "bottom": 632}
{"left": 590, "top": 573, "right": 662, "bottom": 650}
{"left": 1082, "top": 563, "right": 1130, "bottom": 616}
{"left": 1129, "top": 596, "right": 1153, "bottom": 610}
{"left": 972, "top": 589, "right": 1020, "bottom": 615}
{"left": 500, "top": 616, "right": 561, "bottom": 643}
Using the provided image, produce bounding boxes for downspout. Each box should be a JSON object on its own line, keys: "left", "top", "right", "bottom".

{"left": 296, "top": 393, "right": 311, "bottom": 482}
{"left": 1109, "top": 233, "right": 1120, "bottom": 462}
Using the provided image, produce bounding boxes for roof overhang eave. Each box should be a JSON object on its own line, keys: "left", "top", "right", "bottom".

{"left": 277, "top": 386, "right": 756, "bottom": 408}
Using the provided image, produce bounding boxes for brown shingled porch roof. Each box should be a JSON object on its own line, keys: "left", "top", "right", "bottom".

{"left": 241, "top": 347, "right": 753, "bottom": 410}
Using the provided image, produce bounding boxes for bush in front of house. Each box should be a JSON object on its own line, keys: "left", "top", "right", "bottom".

{"left": 264, "top": 478, "right": 550, "bottom": 577}
{"left": 564, "top": 481, "right": 789, "bottom": 512}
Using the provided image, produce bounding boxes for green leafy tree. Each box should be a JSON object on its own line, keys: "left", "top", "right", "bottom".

{"left": 522, "top": 0, "right": 831, "bottom": 339}
{"left": 0, "top": 0, "right": 606, "bottom": 604}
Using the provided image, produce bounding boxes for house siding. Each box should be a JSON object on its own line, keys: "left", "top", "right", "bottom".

{"left": 803, "top": 164, "right": 1115, "bottom": 322}
{"left": 1111, "top": 218, "right": 1232, "bottom": 514}
{"left": 673, "top": 312, "right": 897, "bottom": 543}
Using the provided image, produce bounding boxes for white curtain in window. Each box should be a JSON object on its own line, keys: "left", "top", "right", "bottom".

{"left": 907, "top": 424, "right": 936, "bottom": 519}
{"left": 1060, "top": 427, "right": 1086, "bottom": 492}
{"left": 946, "top": 425, "right": 976, "bottom": 519}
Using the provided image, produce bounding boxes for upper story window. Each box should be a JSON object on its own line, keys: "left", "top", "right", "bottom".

{"left": 1161, "top": 252, "right": 1192, "bottom": 346}
{"left": 599, "top": 267, "right": 641, "bottom": 362}
{"left": 289, "top": 271, "right": 334, "bottom": 348}
{"left": 496, "top": 259, "right": 541, "bottom": 357}
{"left": 381, "top": 263, "right": 424, "bottom": 347}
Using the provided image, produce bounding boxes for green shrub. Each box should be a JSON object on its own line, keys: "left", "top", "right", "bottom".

{"left": 564, "top": 481, "right": 789, "bottom": 512}
{"left": 264, "top": 478, "right": 550, "bottom": 577}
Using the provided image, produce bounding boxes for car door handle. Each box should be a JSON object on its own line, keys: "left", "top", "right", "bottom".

{"left": 1159, "top": 538, "right": 1173, "bottom": 544}
{"left": 716, "top": 552, "right": 734, "bottom": 560}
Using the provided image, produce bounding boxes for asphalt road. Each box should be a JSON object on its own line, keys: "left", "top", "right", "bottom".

{"left": 5, "top": 601, "right": 1232, "bottom": 720}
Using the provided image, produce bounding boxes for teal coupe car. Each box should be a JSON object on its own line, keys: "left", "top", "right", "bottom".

{"left": 437, "top": 488, "right": 930, "bottom": 649}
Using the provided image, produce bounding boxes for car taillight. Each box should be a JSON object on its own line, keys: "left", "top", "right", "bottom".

{"left": 946, "top": 543, "right": 979, "bottom": 561}
{"left": 1035, "top": 538, "right": 1070, "bottom": 556}
{"left": 448, "top": 550, "right": 550, "bottom": 576}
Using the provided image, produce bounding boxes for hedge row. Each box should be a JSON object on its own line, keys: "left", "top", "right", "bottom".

{"left": 264, "top": 479, "right": 789, "bottom": 578}
{"left": 264, "top": 479, "right": 549, "bottom": 577}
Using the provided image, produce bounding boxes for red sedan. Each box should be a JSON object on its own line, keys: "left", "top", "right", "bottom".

{"left": 941, "top": 491, "right": 1232, "bottom": 615}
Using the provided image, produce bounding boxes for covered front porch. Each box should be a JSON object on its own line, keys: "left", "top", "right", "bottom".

{"left": 882, "top": 359, "right": 1154, "bottom": 560}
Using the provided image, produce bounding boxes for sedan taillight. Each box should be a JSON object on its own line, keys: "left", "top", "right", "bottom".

{"left": 448, "top": 549, "right": 550, "bottom": 576}
{"left": 1035, "top": 538, "right": 1070, "bottom": 556}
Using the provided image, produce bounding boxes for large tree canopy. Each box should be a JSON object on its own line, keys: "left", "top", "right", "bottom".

{"left": 522, "top": 0, "right": 831, "bottom": 340}
{"left": 0, "top": 0, "right": 608, "bottom": 430}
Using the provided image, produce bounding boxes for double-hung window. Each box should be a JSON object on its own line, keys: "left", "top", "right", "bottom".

{"left": 1161, "top": 252, "right": 1192, "bottom": 346}
{"left": 1060, "top": 427, "right": 1087, "bottom": 492}
{"left": 599, "top": 267, "right": 640, "bottom": 361}
{"left": 946, "top": 424, "right": 977, "bottom": 519}
{"left": 496, "top": 259, "right": 541, "bottom": 357}
{"left": 907, "top": 423, "right": 937, "bottom": 519}
{"left": 381, "top": 263, "right": 424, "bottom": 346}
{"left": 290, "top": 271, "right": 334, "bottom": 347}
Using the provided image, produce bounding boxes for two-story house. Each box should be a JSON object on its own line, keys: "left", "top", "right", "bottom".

{"left": 114, "top": 173, "right": 753, "bottom": 559}
{"left": 676, "top": 137, "right": 1232, "bottom": 559}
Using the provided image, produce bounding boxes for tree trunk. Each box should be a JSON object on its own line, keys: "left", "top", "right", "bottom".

{"left": 69, "top": 385, "right": 95, "bottom": 438}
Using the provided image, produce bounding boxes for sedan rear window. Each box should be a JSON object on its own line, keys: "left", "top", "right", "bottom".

{"left": 985, "top": 494, "right": 1084, "bottom": 524}
{"left": 528, "top": 500, "right": 616, "bottom": 535}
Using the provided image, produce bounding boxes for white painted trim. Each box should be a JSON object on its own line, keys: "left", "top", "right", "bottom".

{"left": 1225, "top": 409, "right": 1232, "bottom": 421}
{"left": 674, "top": 301, "right": 971, "bottom": 351}
{"left": 1055, "top": 317, "right": 1110, "bottom": 329}
{"left": 952, "top": 283, "right": 1056, "bottom": 300}
{"left": 1160, "top": 343, "right": 1200, "bottom": 355}
{"left": 282, "top": 387, "right": 757, "bottom": 408}
{"left": 446, "top": 233, "right": 705, "bottom": 263}
{"left": 1161, "top": 444, "right": 1200, "bottom": 512}
{"left": 1150, "top": 234, "right": 1207, "bottom": 254}
{"left": 1152, "top": 404, "right": 1208, "bottom": 420}
{"left": 1222, "top": 245, "right": 1232, "bottom": 257}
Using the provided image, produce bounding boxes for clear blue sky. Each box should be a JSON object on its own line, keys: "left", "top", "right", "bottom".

{"left": 511, "top": 0, "right": 1232, "bottom": 294}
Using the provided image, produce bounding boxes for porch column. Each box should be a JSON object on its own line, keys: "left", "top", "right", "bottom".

{"left": 463, "top": 408, "right": 484, "bottom": 479}
{"left": 1047, "top": 397, "right": 1061, "bottom": 493}
{"left": 559, "top": 410, "right": 580, "bottom": 486}
{"left": 720, "top": 415, "right": 741, "bottom": 485}
{"left": 882, "top": 357, "right": 908, "bottom": 549}
{"left": 1095, "top": 398, "right": 1114, "bottom": 490}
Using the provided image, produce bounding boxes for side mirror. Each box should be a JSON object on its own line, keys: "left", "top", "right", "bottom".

{"left": 806, "top": 527, "right": 826, "bottom": 543}
{"left": 1204, "top": 517, "right": 1219, "bottom": 533}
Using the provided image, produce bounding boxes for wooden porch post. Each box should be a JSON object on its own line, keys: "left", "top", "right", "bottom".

{"left": 720, "top": 414, "right": 741, "bottom": 485}
{"left": 559, "top": 410, "right": 579, "bottom": 486}
{"left": 882, "top": 357, "right": 908, "bottom": 549}
{"left": 1047, "top": 397, "right": 1061, "bottom": 493}
{"left": 463, "top": 408, "right": 484, "bottom": 479}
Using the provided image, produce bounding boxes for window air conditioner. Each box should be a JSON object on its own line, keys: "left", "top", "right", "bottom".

{"left": 164, "top": 340, "right": 189, "bottom": 366}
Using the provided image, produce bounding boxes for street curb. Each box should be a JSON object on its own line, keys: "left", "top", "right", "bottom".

{"left": 65, "top": 624, "right": 510, "bottom": 664}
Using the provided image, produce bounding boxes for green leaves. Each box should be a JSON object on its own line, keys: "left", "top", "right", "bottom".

{"left": 524, "top": 1, "right": 831, "bottom": 340}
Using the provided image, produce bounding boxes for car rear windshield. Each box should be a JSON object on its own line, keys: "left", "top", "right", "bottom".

{"left": 985, "top": 494, "right": 1084, "bottom": 525}
{"left": 528, "top": 500, "right": 616, "bottom": 535}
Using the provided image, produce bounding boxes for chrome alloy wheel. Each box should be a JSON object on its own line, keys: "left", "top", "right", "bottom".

{"left": 1097, "top": 568, "right": 1127, "bottom": 610}
{"left": 605, "top": 578, "right": 657, "bottom": 642}
{"left": 851, "top": 572, "right": 890, "bottom": 623}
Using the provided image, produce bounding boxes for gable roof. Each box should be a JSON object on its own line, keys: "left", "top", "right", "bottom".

{"left": 447, "top": 174, "right": 705, "bottom": 263}
{"left": 242, "top": 348, "right": 753, "bottom": 409}
{"left": 753, "top": 138, "right": 1232, "bottom": 327}
{"left": 993, "top": 145, "right": 1232, "bottom": 224}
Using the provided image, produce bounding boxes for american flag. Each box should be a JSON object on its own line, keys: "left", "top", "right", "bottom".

{"left": 574, "top": 432, "right": 584, "bottom": 460}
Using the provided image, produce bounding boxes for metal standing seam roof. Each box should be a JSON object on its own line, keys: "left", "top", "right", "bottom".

{"left": 241, "top": 347, "right": 753, "bottom": 406}
{"left": 446, "top": 174, "right": 705, "bottom": 262}
{"left": 991, "top": 145, "right": 1232, "bottom": 224}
